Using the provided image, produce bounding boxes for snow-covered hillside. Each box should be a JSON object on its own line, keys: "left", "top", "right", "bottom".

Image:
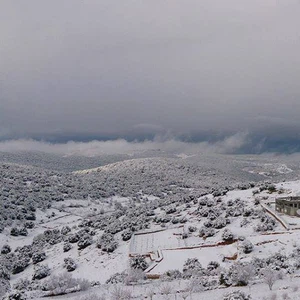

{"left": 2, "top": 174, "right": 300, "bottom": 299}
{"left": 2, "top": 154, "right": 300, "bottom": 299}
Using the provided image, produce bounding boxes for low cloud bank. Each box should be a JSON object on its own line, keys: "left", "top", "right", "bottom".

{"left": 0, "top": 133, "right": 250, "bottom": 157}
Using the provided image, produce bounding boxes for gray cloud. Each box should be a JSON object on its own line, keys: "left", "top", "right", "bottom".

{"left": 1, "top": 0, "right": 300, "bottom": 148}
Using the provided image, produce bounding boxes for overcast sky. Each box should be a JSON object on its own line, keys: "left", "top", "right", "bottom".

{"left": 1, "top": 0, "right": 300, "bottom": 152}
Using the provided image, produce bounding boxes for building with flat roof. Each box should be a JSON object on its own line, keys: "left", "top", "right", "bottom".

{"left": 275, "top": 196, "right": 300, "bottom": 216}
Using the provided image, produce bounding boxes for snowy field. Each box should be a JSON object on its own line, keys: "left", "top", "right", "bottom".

{"left": 130, "top": 227, "right": 185, "bottom": 254}
{"left": 148, "top": 244, "right": 238, "bottom": 275}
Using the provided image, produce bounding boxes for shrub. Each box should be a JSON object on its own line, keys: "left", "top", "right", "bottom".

{"left": 61, "top": 226, "right": 71, "bottom": 235}
{"left": 2, "top": 290, "right": 27, "bottom": 300}
{"left": 79, "top": 294, "right": 105, "bottom": 300}
{"left": 240, "top": 240, "right": 254, "bottom": 254}
{"left": 182, "top": 232, "right": 188, "bottom": 239}
{"left": 198, "top": 207, "right": 209, "bottom": 217}
{"left": 165, "top": 205, "right": 176, "bottom": 214}
{"left": 267, "top": 184, "right": 277, "bottom": 193}
{"left": 15, "top": 245, "right": 33, "bottom": 258}
{"left": 243, "top": 209, "right": 253, "bottom": 217}
{"left": 183, "top": 258, "right": 203, "bottom": 278}
{"left": 77, "top": 235, "right": 93, "bottom": 250}
{"left": 96, "top": 233, "right": 118, "bottom": 253}
{"left": 24, "top": 221, "right": 35, "bottom": 229}
{"left": 253, "top": 199, "right": 260, "bottom": 207}
{"left": 188, "top": 226, "right": 197, "bottom": 233}
{"left": 199, "top": 197, "right": 208, "bottom": 206}
{"left": 18, "top": 227, "right": 28, "bottom": 236}
{"left": 213, "top": 217, "right": 227, "bottom": 229}
{"left": 213, "top": 190, "right": 227, "bottom": 197}
{"left": 222, "top": 229, "right": 234, "bottom": 242}
{"left": 32, "top": 229, "right": 62, "bottom": 248}
{"left": 122, "top": 229, "right": 132, "bottom": 241}
{"left": 10, "top": 227, "right": 19, "bottom": 237}
{"left": 0, "top": 279, "right": 10, "bottom": 298}
{"left": 106, "top": 272, "right": 127, "bottom": 284}
{"left": 220, "top": 263, "right": 254, "bottom": 287}
{"left": 110, "top": 286, "right": 132, "bottom": 300}
{"left": 199, "top": 226, "right": 215, "bottom": 238}
{"left": 240, "top": 218, "right": 250, "bottom": 227}
{"left": 207, "top": 199, "right": 216, "bottom": 207}
{"left": 11, "top": 257, "right": 30, "bottom": 274}
{"left": 68, "top": 233, "right": 80, "bottom": 243}
{"left": 44, "top": 273, "right": 79, "bottom": 295}
{"left": 0, "top": 266, "right": 10, "bottom": 280}
{"left": 130, "top": 255, "right": 148, "bottom": 271}
{"left": 13, "top": 279, "right": 31, "bottom": 291}
{"left": 33, "top": 264, "right": 51, "bottom": 280}
{"left": 32, "top": 252, "right": 46, "bottom": 264}
{"left": 163, "top": 269, "right": 182, "bottom": 280}
{"left": 0, "top": 266, "right": 10, "bottom": 281}
{"left": 223, "top": 290, "right": 251, "bottom": 300}
{"left": 266, "top": 252, "right": 289, "bottom": 270}
{"left": 64, "top": 257, "right": 77, "bottom": 272}
{"left": 63, "top": 243, "right": 72, "bottom": 252}
{"left": 125, "top": 269, "right": 147, "bottom": 284}
{"left": 255, "top": 214, "right": 276, "bottom": 232}
{"left": 1, "top": 245, "right": 11, "bottom": 255}
{"left": 207, "top": 261, "right": 220, "bottom": 273}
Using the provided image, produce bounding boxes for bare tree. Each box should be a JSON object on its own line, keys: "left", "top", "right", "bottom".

{"left": 185, "top": 278, "right": 204, "bottom": 299}
{"left": 122, "top": 289, "right": 133, "bottom": 300}
{"left": 44, "top": 272, "right": 79, "bottom": 295}
{"left": 110, "top": 286, "right": 132, "bottom": 300}
{"left": 180, "top": 291, "right": 189, "bottom": 300}
{"left": 160, "top": 283, "right": 172, "bottom": 300}
{"left": 110, "top": 286, "right": 122, "bottom": 300}
{"left": 80, "top": 293, "right": 106, "bottom": 300}
{"left": 262, "top": 268, "right": 278, "bottom": 291}
{"left": 125, "top": 269, "right": 145, "bottom": 285}
{"left": 146, "top": 287, "right": 156, "bottom": 300}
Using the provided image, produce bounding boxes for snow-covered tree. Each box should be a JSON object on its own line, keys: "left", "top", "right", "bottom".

{"left": 33, "top": 264, "right": 51, "bottom": 280}
{"left": 183, "top": 258, "right": 204, "bottom": 278}
{"left": 222, "top": 229, "right": 234, "bottom": 242}
{"left": 63, "top": 243, "right": 72, "bottom": 252}
{"left": 96, "top": 233, "right": 118, "bottom": 253}
{"left": 130, "top": 255, "right": 148, "bottom": 271}
{"left": 1, "top": 245, "right": 11, "bottom": 255}
{"left": 64, "top": 257, "right": 77, "bottom": 272}
{"left": 32, "top": 252, "right": 46, "bottom": 264}
{"left": 77, "top": 235, "right": 93, "bottom": 250}
{"left": 240, "top": 240, "right": 254, "bottom": 254}
{"left": 223, "top": 290, "right": 251, "bottom": 300}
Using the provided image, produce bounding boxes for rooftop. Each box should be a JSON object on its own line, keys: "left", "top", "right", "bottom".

{"left": 276, "top": 196, "right": 300, "bottom": 202}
